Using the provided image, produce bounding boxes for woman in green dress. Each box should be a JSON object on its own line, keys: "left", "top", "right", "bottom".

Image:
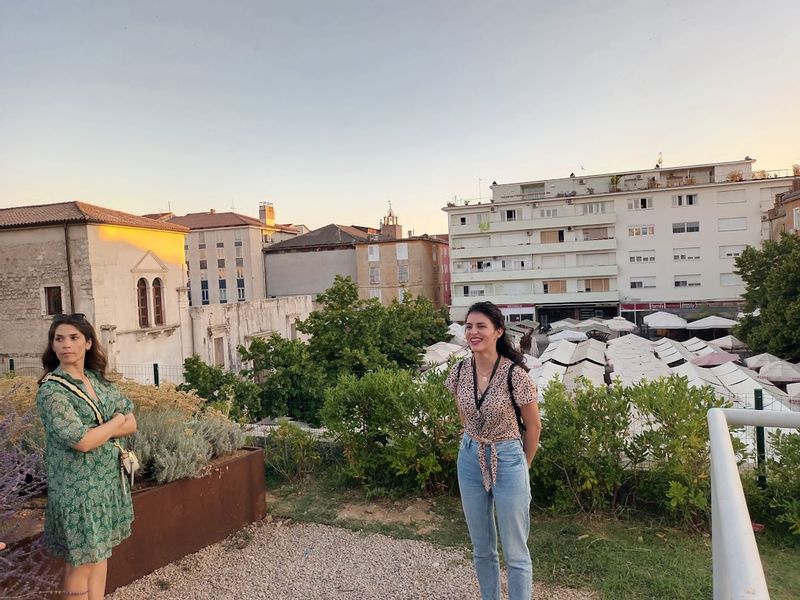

{"left": 36, "top": 314, "right": 136, "bottom": 600}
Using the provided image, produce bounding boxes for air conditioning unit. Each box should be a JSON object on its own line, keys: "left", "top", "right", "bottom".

{"left": 490, "top": 206, "right": 497, "bottom": 212}
{"left": 526, "top": 231, "right": 533, "bottom": 236}
{"left": 579, "top": 179, "right": 585, "bottom": 185}
{"left": 566, "top": 199, "right": 573, "bottom": 205}
{"left": 532, "top": 202, "right": 539, "bottom": 208}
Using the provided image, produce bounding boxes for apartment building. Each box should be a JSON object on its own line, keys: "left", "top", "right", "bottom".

{"left": 444, "top": 159, "right": 794, "bottom": 324}
{"left": 157, "top": 202, "right": 299, "bottom": 306}
{"left": 766, "top": 186, "right": 800, "bottom": 240}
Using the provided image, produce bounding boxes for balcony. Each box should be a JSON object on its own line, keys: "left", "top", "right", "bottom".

{"left": 450, "top": 290, "right": 620, "bottom": 307}
{"left": 451, "top": 237, "right": 617, "bottom": 259}
{"left": 449, "top": 211, "right": 615, "bottom": 235}
{"left": 451, "top": 264, "right": 618, "bottom": 283}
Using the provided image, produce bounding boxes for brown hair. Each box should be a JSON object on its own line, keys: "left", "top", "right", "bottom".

{"left": 39, "top": 314, "right": 109, "bottom": 383}
{"left": 466, "top": 301, "right": 529, "bottom": 372}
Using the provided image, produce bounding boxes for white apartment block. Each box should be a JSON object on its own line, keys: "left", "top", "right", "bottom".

{"left": 444, "top": 159, "right": 794, "bottom": 325}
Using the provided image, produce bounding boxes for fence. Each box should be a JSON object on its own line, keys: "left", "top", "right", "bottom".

{"left": 708, "top": 407, "right": 800, "bottom": 599}
{"left": 0, "top": 357, "right": 185, "bottom": 386}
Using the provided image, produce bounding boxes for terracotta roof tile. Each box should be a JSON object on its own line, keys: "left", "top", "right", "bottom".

{"left": 0, "top": 201, "right": 189, "bottom": 233}
{"left": 265, "top": 223, "right": 370, "bottom": 251}
{"left": 166, "top": 211, "right": 298, "bottom": 233}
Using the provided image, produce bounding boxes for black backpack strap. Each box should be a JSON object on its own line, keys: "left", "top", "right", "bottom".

{"left": 507, "top": 364, "right": 526, "bottom": 433}
{"left": 456, "top": 359, "right": 464, "bottom": 384}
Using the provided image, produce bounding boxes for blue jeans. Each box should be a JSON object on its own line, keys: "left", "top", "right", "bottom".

{"left": 457, "top": 434, "right": 532, "bottom": 600}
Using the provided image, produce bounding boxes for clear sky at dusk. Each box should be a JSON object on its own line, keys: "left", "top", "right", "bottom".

{"left": 1, "top": 1, "right": 798, "bottom": 234}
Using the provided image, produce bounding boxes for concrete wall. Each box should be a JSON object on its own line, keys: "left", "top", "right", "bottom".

{"left": 187, "top": 295, "right": 313, "bottom": 372}
{"left": 264, "top": 247, "right": 357, "bottom": 297}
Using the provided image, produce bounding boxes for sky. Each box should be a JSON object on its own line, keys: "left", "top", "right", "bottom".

{"left": 1, "top": 0, "right": 798, "bottom": 234}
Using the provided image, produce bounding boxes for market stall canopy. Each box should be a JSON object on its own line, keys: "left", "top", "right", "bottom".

{"left": 653, "top": 338, "right": 695, "bottom": 365}
{"left": 686, "top": 315, "right": 738, "bottom": 330}
{"left": 540, "top": 340, "right": 579, "bottom": 365}
{"left": 788, "top": 382, "right": 800, "bottom": 400}
{"left": 643, "top": 311, "right": 687, "bottom": 329}
{"left": 691, "top": 351, "right": 740, "bottom": 367}
{"left": 683, "top": 337, "right": 718, "bottom": 356}
{"left": 744, "top": 353, "right": 781, "bottom": 370}
{"left": 548, "top": 329, "right": 588, "bottom": 342}
{"left": 758, "top": 360, "right": 800, "bottom": 383}
{"left": 448, "top": 322, "right": 466, "bottom": 344}
{"left": 421, "top": 341, "right": 468, "bottom": 367}
{"left": 712, "top": 335, "right": 747, "bottom": 351}
{"left": 563, "top": 361, "right": 606, "bottom": 388}
{"left": 604, "top": 316, "right": 637, "bottom": 332}
{"left": 550, "top": 318, "right": 579, "bottom": 329}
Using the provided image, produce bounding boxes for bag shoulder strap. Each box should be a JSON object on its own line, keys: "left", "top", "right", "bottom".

{"left": 507, "top": 364, "right": 527, "bottom": 433}
{"left": 456, "top": 358, "right": 465, "bottom": 384}
{"left": 43, "top": 372, "right": 104, "bottom": 426}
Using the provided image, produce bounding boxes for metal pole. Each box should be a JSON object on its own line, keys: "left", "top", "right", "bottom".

{"left": 754, "top": 389, "right": 766, "bottom": 489}
{"left": 153, "top": 363, "right": 160, "bottom": 387}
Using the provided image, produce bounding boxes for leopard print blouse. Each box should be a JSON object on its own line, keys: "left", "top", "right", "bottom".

{"left": 446, "top": 356, "right": 537, "bottom": 490}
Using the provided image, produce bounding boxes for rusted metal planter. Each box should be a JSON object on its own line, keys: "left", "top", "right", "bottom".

{"left": 4, "top": 447, "right": 265, "bottom": 596}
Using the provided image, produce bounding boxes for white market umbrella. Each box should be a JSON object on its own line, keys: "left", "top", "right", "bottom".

{"left": 686, "top": 315, "right": 738, "bottom": 330}
{"left": 744, "top": 353, "right": 781, "bottom": 370}
{"left": 643, "top": 311, "right": 687, "bottom": 330}
{"left": 787, "top": 382, "right": 800, "bottom": 400}
{"left": 758, "top": 360, "right": 800, "bottom": 383}
{"left": 548, "top": 329, "right": 587, "bottom": 342}
{"left": 713, "top": 335, "right": 747, "bottom": 352}
{"left": 604, "top": 316, "right": 637, "bottom": 332}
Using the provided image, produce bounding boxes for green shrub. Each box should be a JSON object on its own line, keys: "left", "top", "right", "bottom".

{"left": 627, "top": 377, "right": 728, "bottom": 526}
{"left": 263, "top": 422, "right": 321, "bottom": 482}
{"left": 178, "top": 355, "right": 262, "bottom": 423}
{"left": 131, "top": 408, "right": 245, "bottom": 485}
{"left": 765, "top": 430, "right": 800, "bottom": 535}
{"left": 531, "top": 379, "right": 631, "bottom": 512}
{"left": 320, "top": 368, "right": 460, "bottom": 494}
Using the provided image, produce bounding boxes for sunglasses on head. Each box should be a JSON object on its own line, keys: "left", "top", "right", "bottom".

{"left": 52, "top": 313, "right": 86, "bottom": 323}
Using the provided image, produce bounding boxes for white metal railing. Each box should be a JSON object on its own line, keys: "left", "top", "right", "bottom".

{"left": 707, "top": 408, "right": 800, "bottom": 599}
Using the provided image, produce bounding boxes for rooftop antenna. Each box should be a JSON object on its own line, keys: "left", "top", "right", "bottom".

{"left": 230, "top": 199, "right": 237, "bottom": 212}
{"left": 478, "top": 178, "right": 483, "bottom": 202}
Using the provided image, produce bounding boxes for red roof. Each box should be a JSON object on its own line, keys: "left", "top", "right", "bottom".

{"left": 166, "top": 211, "right": 298, "bottom": 233}
{"left": 0, "top": 201, "right": 189, "bottom": 233}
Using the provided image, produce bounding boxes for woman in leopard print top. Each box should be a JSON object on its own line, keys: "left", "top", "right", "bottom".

{"left": 446, "top": 301, "right": 541, "bottom": 600}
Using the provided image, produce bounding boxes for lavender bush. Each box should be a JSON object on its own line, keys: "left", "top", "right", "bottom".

{"left": 0, "top": 378, "right": 56, "bottom": 598}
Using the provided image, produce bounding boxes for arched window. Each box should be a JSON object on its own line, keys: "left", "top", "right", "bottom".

{"left": 137, "top": 278, "right": 149, "bottom": 328}
{"left": 152, "top": 278, "right": 165, "bottom": 326}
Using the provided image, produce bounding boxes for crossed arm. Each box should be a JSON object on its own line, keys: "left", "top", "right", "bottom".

{"left": 72, "top": 413, "right": 137, "bottom": 453}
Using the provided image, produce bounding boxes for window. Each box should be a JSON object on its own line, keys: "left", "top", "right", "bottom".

{"left": 398, "top": 265, "right": 409, "bottom": 283}
{"left": 718, "top": 217, "right": 747, "bottom": 232}
{"left": 542, "top": 280, "right": 566, "bottom": 294}
{"left": 577, "top": 253, "right": 612, "bottom": 266}
{"left": 152, "top": 278, "right": 164, "bottom": 326}
{"left": 237, "top": 286, "right": 246, "bottom": 301}
{"left": 578, "top": 278, "right": 609, "bottom": 292}
{"left": 263, "top": 232, "right": 273, "bottom": 244}
{"left": 199, "top": 260, "right": 208, "bottom": 270}
{"left": 672, "top": 221, "right": 700, "bottom": 234}
{"left": 459, "top": 216, "right": 467, "bottom": 226}
{"left": 44, "top": 286, "right": 63, "bottom": 315}
{"left": 200, "top": 280, "right": 209, "bottom": 305}
{"left": 235, "top": 257, "right": 244, "bottom": 267}
{"left": 541, "top": 230, "right": 565, "bottom": 243}
{"left": 476, "top": 260, "right": 491, "bottom": 271}
{"left": 672, "top": 194, "right": 698, "bottom": 207}
{"left": 721, "top": 273, "right": 744, "bottom": 287}
{"left": 583, "top": 227, "right": 608, "bottom": 241}
{"left": 236, "top": 266, "right": 244, "bottom": 279}
{"left": 235, "top": 246, "right": 243, "bottom": 258}
{"left": 218, "top": 268, "right": 225, "bottom": 279}
{"left": 219, "top": 287, "right": 227, "bottom": 303}
{"left": 476, "top": 213, "right": 490, "bottom": 224}
{"left": 200, "top": 270, "right": 208, "bottom": 281}
{"left": 369, "top": 266, "right": 380, "bottom": 284}
{"left": 217, "top": 258, "right": 225, "bottom": 268}
{"left": 674, "top": 274, "right": 701, "bottom": 287}
{"left": 396, "top": 243, "right": 408, "bottom": 261}
{"left": 673, "top": 247, "right": 701, "bottom": 261}
{"left": 582, "top": 201, "right": 609, "bottom": 215}
{"left": 198, "top": 232, "right": 206, "bottom": 249}
{"left": 541, "top": 255, "right": 565, "bottom": 268}
{"left": 629, "top": 250, "right": 656, "bottom": 263}
{"left": 719, "top": 245, "right": 746, "bottom": 259}
{"left": 718, "top": 189, "right": 746, "bottom": 204}
{"left": 368, "top": 245, "right": 380, "bottom": 261}
{"left": 630, "top": 277, "right": 656, "bottom": 289}
{"left": 628, "top": 225, "right": 654, "bottom": 237}
{"left": 540, "top": 208, "right": 558, "bottom": 218}
{"left": 627, "top": 197, "right": 653, "bottom": 210}
{"left": 199, "top": 248, "right": 207, "bottom": 260}
{"left": 137, "top": 278, "right": 149, "bottom": 327}
{"left": 216, "top": 242, "right": 224, "bottom": 248}
{"left": 369, "top": 289, "right": 381, "bottom": 300}
{"left": 502, "top": 209, "right": 517, "bottom": 222}
{"left": 217, "top": 247, "right": 224, "bottom": 258}
{"left": 793, "top": 207, "right": 800, "bottom": 231}
{"left": 501, "top": 259, "right": 527, "bottom": 270}
{"left": 234, "top": 230, "right": 243, "bottom": 247}
{"left": 398, "top": 288, "right": 407, "bottom": 302}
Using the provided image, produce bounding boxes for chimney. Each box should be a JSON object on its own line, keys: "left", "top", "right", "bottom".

{"left": 259, "top": 201, "right": 275, "bottom": 226}
{"left": 407, "top": 230, "right": 413, "bottom": 238}
{"left": 209, "top": 208, "right": 216, "bottom": 214}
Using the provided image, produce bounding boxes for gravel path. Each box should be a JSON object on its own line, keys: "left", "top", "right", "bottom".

{"left": 109, "top": 520, "right": 596, "bottom": 600}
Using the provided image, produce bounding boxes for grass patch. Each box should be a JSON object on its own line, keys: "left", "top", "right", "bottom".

{"left": 267, "top": 473, "right": 800, "bottom": 600}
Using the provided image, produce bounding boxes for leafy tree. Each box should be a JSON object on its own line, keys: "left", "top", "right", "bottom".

{"left": 238, "top": 334, "right": 327, "bottom": 426}
{"left": 296, "top": 276, "right": 449, "bottom": 378}
{"left": 734, "top": 233, "right": 800, "bottom": 361}
{"left": 178, "top": 355, "right": 262, "bottom": 422}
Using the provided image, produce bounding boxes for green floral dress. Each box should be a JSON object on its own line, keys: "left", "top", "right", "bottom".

{"left": 36, "top": 366, "right": 135, "bottom": 566}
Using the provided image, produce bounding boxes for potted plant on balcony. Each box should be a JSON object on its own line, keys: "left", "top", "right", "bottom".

{"left": 608, "top": 175, "right": 622, "bottom": 193}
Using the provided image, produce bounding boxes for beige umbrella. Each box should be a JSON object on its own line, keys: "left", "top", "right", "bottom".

{"left": 744, "top": 353, "right": 781, "bottom": 370}
{"left": 759, "top": 360, "right": 800, "bottom": 383}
